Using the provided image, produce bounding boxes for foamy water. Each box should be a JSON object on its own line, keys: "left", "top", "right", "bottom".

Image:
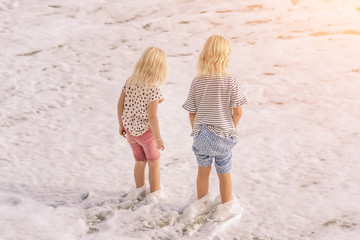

{"left": 1, "top": 0, "right": 360, "bottom": 239}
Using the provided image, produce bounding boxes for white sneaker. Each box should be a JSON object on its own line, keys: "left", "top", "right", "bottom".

{"left": 144, "top": 188, "right": 164, "bottom": 202}
{"left": 124, "top": 184, "right": 148, "bottom": 202}
{"left": 212, "top": 195, "right": 243, "bottom": 222}
{"left": 181, "top": 194, "right": 214, "bottom": 222}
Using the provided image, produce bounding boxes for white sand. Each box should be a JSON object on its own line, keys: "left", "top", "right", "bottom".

{"left": 1, "top": 0, "right": 360, "bottom": 239}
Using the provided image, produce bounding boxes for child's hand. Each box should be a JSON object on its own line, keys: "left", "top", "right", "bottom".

{"left": 159, "top": 98, "right": 164, "bottom": 104}
{"left": 119, "top": 126, "right": 127, "bottom": 138}
{"left": 155, "top": 138, "right": 165, "bottom": 150}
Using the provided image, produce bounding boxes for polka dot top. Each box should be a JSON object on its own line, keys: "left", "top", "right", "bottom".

{"left": 121, "top": 82, "right": 163, "bottom": 136}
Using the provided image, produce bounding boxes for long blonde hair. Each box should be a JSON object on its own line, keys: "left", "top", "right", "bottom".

{"left": 197, "top": 35, "right": 231, "bottom": 76}
{"left": 127, "top": 47, "right": 168, "bottom": 87}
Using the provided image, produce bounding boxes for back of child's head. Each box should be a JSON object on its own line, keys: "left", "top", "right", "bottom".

{"left": 127, "top": 47, "right": 168, "bottom": 87}
{"left": 197, "top": 35, "right": 231, "bottom": 76}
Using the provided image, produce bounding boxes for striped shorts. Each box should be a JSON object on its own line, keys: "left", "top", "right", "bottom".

{"left": 192, "top": 125, "right": 237, "bottom": 174}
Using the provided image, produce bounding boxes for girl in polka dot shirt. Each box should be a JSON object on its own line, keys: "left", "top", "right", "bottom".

{"left": 117, "top": 47, "right": 168, "bottom": 194}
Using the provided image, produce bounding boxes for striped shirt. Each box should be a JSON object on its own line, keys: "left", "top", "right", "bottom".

{"left": 182, "top": 74, "right": 247, "bottom": 138}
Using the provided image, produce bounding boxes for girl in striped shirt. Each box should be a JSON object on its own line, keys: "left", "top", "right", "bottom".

{"left": 183, "top": 35, "right": 247, "bottom": 205}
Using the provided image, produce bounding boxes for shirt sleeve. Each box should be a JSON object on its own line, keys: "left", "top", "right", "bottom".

{"left": 230, "top": 75, "right": 247, "bottom": 107}
{"left": 182, "top": 80, "right": 197, "bottom": 113}
{"left": 150, "top": 87, "right": 163, "bottom": 102}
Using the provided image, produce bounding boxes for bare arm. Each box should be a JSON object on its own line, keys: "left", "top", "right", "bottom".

{"left": 117, "top": 90, "right": 126, "bottom": 137}
{"left": 232, "top": 106, "right": 243, "bottom": 128}
{"left": 189, "top": 112, "right": 196, "bottom": 130}
{"left": 149, "top": 100, "right": 164, "bottom": 150}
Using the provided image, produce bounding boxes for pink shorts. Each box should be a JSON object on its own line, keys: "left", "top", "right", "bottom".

{"left": 126, "top": 128, "right": 160, "bottom": 162}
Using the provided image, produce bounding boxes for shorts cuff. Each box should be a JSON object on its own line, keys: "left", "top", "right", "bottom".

{"left": 196, "top": 155, "right": 212, "bottom": 167}
{"left": 146, "top": 152, "right": 161, "bottom": 162}
{"left": 135, "top": 158, "right": 147, "bottom": 162}
{"left": 216, "top": 168, "right": 231, "bottom": 174}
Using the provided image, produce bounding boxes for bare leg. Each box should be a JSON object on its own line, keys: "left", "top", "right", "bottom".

{"left": 217, "top": 172, "right": 232, "bottom": 203}
{"left": 197, "top": 166, "right": 211, "bottom": 200}
{"left": 134, "top": 161, "right": 146, "bottom": 188}
{"left": 148, "top": 159, "right": 160, "bottom": 192}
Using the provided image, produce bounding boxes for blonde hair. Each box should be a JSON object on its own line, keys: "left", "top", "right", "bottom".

{"left": 127, "top": 47, "right": 168, "bottom": 87}
{"left": 197, "top": 35, "right": 231, "bottom": 76}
